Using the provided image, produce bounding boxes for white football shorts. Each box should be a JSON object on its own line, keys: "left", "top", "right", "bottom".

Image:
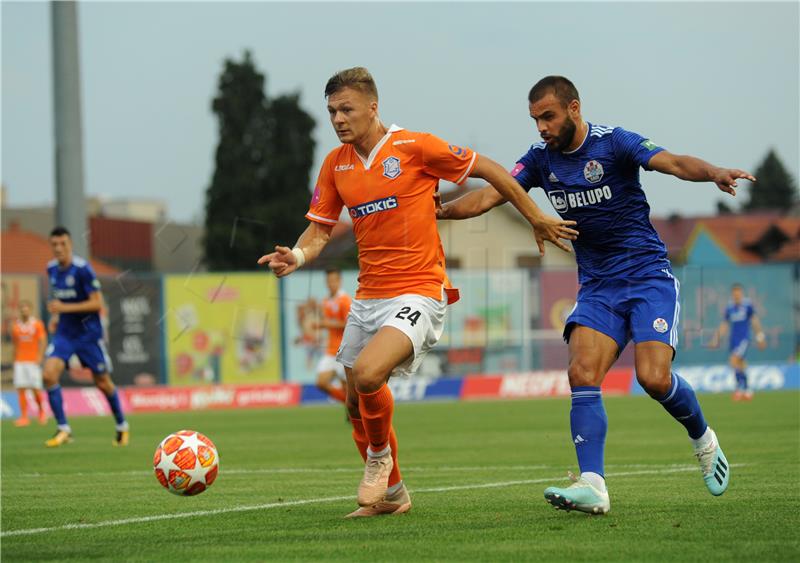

{"left": 13, "top": 362, "right": 43, "bottom": 389}
{"left": 336, "top": 293, "right": 446, "bottom": 377}
{"left": 315, "top": 354, "right": 345, "bottom": 378}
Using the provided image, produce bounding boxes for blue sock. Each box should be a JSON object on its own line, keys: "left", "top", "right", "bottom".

{"left": 46, "top": 385, "right": 68, "bottom": 426}
{"left": 570, "top": 386, "right": 607, "bottom": 477}
{"left": 734, "top": 370, "right": 747, "bottom": 390}
{"left": 104, "top": 389, "right": 126, "bottom": 426}
{"left": 657, "top": 373, "right": 708, "bottom": 440}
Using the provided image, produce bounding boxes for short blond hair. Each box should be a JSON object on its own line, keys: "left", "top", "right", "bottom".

{"left": 324, "top": 67, "right": 378, "bottom": 100}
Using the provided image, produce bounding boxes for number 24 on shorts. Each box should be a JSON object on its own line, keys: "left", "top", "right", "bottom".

{"left": 395, "top": 307, "right": 421, "bottom": 326}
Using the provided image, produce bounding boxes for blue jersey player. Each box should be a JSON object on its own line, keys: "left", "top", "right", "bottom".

{"left": 709, "top": 283, "right": 766, "bottom": 401}
{"left": 43, "top": 226, "right": 129, "bottom": 448}
{"left": 439, "top": 76, "right": 756, "bottom": 514}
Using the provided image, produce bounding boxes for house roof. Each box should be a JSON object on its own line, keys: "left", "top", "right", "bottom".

{"left": 652, "top": 213, "right": 800, "bottom": 264}
{"left": 1, "top": 224, "right": 120, "bottom": 275}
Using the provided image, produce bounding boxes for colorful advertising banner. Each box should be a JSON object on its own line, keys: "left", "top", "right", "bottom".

{"left": 103, "top": 276, "right": 163, "bottom": 386}
{"left": 163, "top": 273, "right": 281, "bottom": 385}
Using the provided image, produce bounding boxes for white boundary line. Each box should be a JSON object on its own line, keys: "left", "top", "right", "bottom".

{"left": 1, "top": 465, "right": 742, "bottom": 538}
{"left": 13, "top": 463, "right": 705, "bottom": 478}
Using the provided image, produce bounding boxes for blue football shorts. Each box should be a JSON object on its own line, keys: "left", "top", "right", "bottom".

{"left": 564, "top": 270, "right": 681, "bottom": 354}
{"left": 46, "top": 334, "right": 114, "bottom": 375}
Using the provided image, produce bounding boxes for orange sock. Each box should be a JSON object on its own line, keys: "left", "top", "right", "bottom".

{"left": 350, "top": 414, "right": 402, "bottom": 487}
{"left": 17, "top": 390, "right": 28, "bottom": 419}
{"left": 328, "top": 386, "right": 346, "bottom": 403}
{"left": 357, "top": 384, "right": 394, "bottom": 453}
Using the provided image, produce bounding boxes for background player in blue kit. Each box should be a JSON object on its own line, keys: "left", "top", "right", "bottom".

{"left": 709, "top": 283, "right": 766, "bottom": 401}
{"left": 439, "top": 76, "right": 756, "bottom": 514}
{"left": 43, "top": 226, "right": 130, "bottom": 448}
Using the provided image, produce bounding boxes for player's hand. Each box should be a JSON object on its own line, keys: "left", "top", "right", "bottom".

{"left": 257, "top": 245, "right": 299, "bottom": 278}
{"left": 531, "top": 214, "right": 579, "bottom": 255}
{"left": 47, "top": 300, "right": 65, "bottom": 314}
{"left": 712, "top": 168, "right": 756, "bottom": 196}
{"left": 434, "top": 192, "right": 450, "bottom": 219}
{"left": 47, "top": 317, "right": 58, "bottom": 334}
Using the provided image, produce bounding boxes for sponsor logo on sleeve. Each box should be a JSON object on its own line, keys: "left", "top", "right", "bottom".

{"left": 448, "top": 144, "right": 468, "bottom": 158}
{"left": 311, "top": 185, "right": 321, "bottom": 205}
{"left": 640, "top": 139, "right": 658, "bottom": 151}
{"left": 510, "top": 163, "right": 525, "bottom": 177}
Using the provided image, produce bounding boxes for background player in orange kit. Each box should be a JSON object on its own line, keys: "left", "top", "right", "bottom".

{"left": 259, "top": 67, "right": 578, "bottom": 517}
{"left": 11, "top": 300, "right": 48, "bottom": 427}
{"left": 313, "top": 267, "right": 351, "bottom": 403}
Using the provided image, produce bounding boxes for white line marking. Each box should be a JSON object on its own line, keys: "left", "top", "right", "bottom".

{"left": 13, "top": 463, "right": 701, "bottom": 479}
{"left": 1, "top": 465, "right": 744, "bottom": 537}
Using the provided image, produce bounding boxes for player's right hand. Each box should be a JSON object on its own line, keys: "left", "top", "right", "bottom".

{"left": 531, "top": 215, "right": 579, "bottom": 255}
{"left": 257, "top": 245, "right": 298, "bottom": 278}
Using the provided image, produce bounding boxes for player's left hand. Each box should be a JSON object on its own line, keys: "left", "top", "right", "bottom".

{"left": 47, "top": 300, "right": 65, "bottom": 314}
{"left": 257, "top": 246, "right": 299, "bottom": 278}
{"left": 531, "top": 214, "right": 579, "bottom": 255}
{"left": 713, "top": 168, "right": 756, "bottom": 196}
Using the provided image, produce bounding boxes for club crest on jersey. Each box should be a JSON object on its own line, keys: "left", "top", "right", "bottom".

{"left": 382, "top": 156, "right": 402, "bottom": 179}
{"left": 549, "top": 190, "right": 569, "bottom": 213}
{"left": 653, "top": 318, "right": 669, "bottom": 333}
{"left": 584, "top": 160, "right": 604, "bottom": 183}
{"left": 350, "top": 195, "right": 399, "bottom": 218}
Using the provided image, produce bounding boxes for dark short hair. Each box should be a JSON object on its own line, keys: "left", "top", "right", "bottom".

{"left": 50, "top": 226, "right": 71, "bottom": 238}
{"left": 528, "top": 76, "right": 580, "bottom": 107}
{"left": 325, "top": 267, "right": 342, "bottom": 276}
{"left": 731, "top": 283, "right": 744, "bottom": 291}
{"left": 325, "top": 67, "right": 378, "bottom": 100}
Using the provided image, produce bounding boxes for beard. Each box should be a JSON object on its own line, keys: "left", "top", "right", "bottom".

{"left": 551, "top": 116, "right": 577, "bottom": 152}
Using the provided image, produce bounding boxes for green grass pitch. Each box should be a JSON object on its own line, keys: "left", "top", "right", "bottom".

{"left": 2, "top": 391, "right": 798, "bottom": 561}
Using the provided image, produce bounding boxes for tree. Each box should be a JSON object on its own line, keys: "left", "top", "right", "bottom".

{"left": 741, "top": 149, "right": 798, "bottom": 212}
{"left": 203, "top": 52, "right": 315, "bottom": 270}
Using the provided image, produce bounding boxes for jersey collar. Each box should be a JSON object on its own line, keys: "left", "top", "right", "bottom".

{"left": 356, "top": 124, "right": 404, "bottom": 170}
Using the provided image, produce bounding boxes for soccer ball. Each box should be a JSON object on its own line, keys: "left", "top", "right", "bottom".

{"left": 153, "top": 430, "right": 219, "bottom": 496}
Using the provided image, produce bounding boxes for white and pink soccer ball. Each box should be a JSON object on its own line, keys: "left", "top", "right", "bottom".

{"left": 153, "top": 430, "right": 219, "bottom": 496}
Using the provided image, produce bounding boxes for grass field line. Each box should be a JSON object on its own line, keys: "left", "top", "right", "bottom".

{"left": 15, "top": 462, "right": 705, "bottom": 478}
{"left": 1, "top": 464, "right": 744, "bottom": 538}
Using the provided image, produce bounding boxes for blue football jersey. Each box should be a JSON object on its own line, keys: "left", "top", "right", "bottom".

{"left": 725, "top": 299, "right": 754, "bottom": 346}
{"left": 511, "top": 123, "right": 671, "bottom": 283}
{"left": 47, "top": 256, "right": 103, "bottom": 340}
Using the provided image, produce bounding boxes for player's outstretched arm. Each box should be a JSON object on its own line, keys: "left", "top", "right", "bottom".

{"left": 468, "top": 155, "right": 579, "bottom": 255}
{"left": 648, "top": 151, "right": 756, "bottom": 197}
{"left": 707, "top": 320, "right": 729, "bottom": 349}
{"left": 257, "top": 221, "right": 334, "bottom": 278}
{"left": 436, "top": 186, "right": 506, "bottom": 220}
{"left": 751, "top": 315, "right": 767, "bottom": 350}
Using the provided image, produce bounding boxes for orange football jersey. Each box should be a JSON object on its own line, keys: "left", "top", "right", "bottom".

{"left": 307, "top": 125, "right": 475, "bottom": 300}
{"left": 12, "top": 317, "right": 46, "bottom": 363}
{"left": 322, "top": 290, "right": 351, "bottom": 355}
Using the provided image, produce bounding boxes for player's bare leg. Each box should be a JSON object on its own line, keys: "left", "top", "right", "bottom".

{"left": 350, "top": 327, "right": 412, "bottom": 509}
{"left": 42, "top": 357, "right": 72, "bottom": 447}
{"left": 94, "top": 373, "right": 129, "bottom": 446}
{"left": 316, "top": 369, "right": 346, "bottom": 402}
{"left": 545, "top": 326, "right": 616, "bottom": 514}
{"left": 635, "top": 341, "right": 729, "bottom": 496}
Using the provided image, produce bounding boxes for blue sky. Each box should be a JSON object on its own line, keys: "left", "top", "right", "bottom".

{"left": 3, "top": 1, "right": 798, "bottom": 223}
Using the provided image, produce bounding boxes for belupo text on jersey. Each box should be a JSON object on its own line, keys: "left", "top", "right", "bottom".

{"left": 549, "top": 185, "right": 613, "bottom": 212}
{"left": 349, "top": 195, "right": 398, "bottom": 218}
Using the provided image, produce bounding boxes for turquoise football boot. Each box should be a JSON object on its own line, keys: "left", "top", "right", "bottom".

{"left": 694, "top": 428, "right": 730, "bottom": 496}
{"left": 544, "top": 472, "right": 610, "bottom": 515}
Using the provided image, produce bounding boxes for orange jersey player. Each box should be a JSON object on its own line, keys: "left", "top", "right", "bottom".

{"left": 259, "top": 67, "right": 577, "bottom": 518}
{"left": 11, "top": 300, "right": 48, "bottom": 427}
{"left": 313, "top": 268, "right": 352, "bottom": 403}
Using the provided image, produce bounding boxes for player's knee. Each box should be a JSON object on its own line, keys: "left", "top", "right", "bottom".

{"left": 636, "top": 365, "right": 672, "bottom": 398}
{"left": 567, "top": 358, "right": 602, "bottom": 387}
{"left": 351, "top": 362, "right": 385, "bottom": 393}
{"left": 94, "top": 376, "right": 115, "bottom": 395}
